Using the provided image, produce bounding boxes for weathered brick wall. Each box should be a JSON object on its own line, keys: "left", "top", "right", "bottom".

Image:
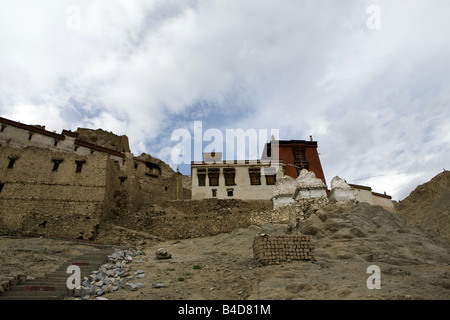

{"left": 0, "top": 146, "right": 108, "bottom": 239}
{"left": 123, "top": 199, "right": 273, "bottom": 239}
{"left": 150, "top": 212, "right": 252, "bottom": 239}
{"left": 253, "top": 234, "right": 314, "bottom": 265}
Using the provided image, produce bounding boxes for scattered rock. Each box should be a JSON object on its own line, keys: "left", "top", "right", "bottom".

{"left": 73, "top": 247, "right": 144, "bottom": 300}
{"left": 156, "top": 248, "right": 172, "bottom": 259}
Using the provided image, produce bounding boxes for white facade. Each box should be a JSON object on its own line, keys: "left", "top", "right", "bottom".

{"left": 191, "top": 157, "right": 283, "bottom": 200}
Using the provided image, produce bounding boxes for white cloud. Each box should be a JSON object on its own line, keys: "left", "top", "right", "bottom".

{"left": 1, "top": 0, "right": 449, "bottom": 200}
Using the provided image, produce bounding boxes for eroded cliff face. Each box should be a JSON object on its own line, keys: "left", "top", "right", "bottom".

{"left": 396, "top": 170, "right": 450, "bottom": 241}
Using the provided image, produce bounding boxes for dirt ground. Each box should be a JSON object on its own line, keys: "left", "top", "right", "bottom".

{"left": 1, "top": 221, "right": 449, "bottom": 300}
{"left": 99, "top": 225, "right": 450, "bottom": 300}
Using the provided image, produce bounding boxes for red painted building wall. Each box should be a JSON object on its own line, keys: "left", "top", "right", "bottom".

{"left": 262, "top": 140, "right": 327, "bottom": 187}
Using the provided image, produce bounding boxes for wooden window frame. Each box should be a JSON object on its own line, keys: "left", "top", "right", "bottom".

{"left": 223, "top": 168, "right": 236, "bottom": 186}
{"left": 198, "top": 174, "right": 206, "bottom": 186}
{"left": 249, "top": 168, "right": 261, "bottom": 185}
{"left": 208, "top": 168, "right": 220, "bottom": 186}
{"left": 265, "top": 174, "right": 276, "bottom": 185}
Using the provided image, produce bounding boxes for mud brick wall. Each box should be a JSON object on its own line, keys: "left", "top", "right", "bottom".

{"left": 144, "top": 199, "right": 273, "bottom": 239}
{"left": 253, "top": 234, "right": 314, "bottom": 265}
{"left": 0, "top": 147, "right": 108, "bottom": 240}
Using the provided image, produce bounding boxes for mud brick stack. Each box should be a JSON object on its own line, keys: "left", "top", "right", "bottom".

{"left": 253, "top": 234, "right": 314, "bottom": 265}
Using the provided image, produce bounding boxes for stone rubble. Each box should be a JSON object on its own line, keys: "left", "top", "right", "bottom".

{"left": 73, "top": 248, "right": 145, "bottom": 300}
{"left": 0, "top": 273, "right": 26, "bottom": 295}
{"left": 155, "top": 247, "right": 172, "bottom": 259}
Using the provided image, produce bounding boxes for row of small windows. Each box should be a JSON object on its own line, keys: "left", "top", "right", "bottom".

{"left": 5, "top": 157, "right": 86, "bottom": 173}
{"left": 211, "top": 188, "right": 235, "bottom": 197}
{"left": 5, "top": 156, "right": 161, "bottom": 177}
{"left": 196, "top": 167, "right": 276, "bottom": 187}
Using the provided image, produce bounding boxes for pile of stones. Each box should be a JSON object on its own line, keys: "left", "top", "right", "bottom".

{"left": 73, "top": 248, "right": 145, "bottom": 300}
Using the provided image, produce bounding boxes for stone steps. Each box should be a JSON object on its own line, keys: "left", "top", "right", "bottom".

{"left": 0, "top": 248, "right": 115, "bottom": 300}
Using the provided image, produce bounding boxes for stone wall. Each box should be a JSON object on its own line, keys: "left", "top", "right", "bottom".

{"left": 253, "top": 234, "right": 315, "bottom": 265}
{"left": 271, "top": 197, "right": 330, "bottom": 227}
{"left": 111, "top": 199, "right": 273, "bottom": 239}
{"left": 0, "top": 116, "right": 192, "bottom": 241}
{"left": 0, "top": 146, "right": 108, "bottom": 239}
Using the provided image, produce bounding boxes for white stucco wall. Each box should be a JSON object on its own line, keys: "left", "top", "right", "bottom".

{"left": 191, "top": 163, "right": 282, "bottom": 200}
{"left": 295, "top": 188, "right": 327, "bottom": 200}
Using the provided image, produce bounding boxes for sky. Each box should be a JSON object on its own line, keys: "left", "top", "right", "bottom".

{"left": 1, "top": 0, "right": 449, "bottom": 201}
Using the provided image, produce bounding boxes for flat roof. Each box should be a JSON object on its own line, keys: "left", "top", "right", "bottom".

{"left": 1, "top": 116, "right": 125, "bottom": 158}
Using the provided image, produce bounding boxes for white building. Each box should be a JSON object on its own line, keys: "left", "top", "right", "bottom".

{"left": 191, "top": 152, "right": 283, "bottom": 200}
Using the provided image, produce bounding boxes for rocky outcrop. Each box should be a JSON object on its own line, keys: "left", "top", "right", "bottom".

{"left": 396, "top": 170, "right": 450, "bottom": 241}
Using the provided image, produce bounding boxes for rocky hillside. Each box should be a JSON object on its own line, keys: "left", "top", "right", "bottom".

{"left": 296, "top": 201, "right": 450, "bottom": 266}
{"left": 396, "top": 171, "right": 450, "bottom": 241}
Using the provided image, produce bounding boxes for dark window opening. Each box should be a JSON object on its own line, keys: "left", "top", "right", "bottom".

{"left": 75, "top": 160, "right": 85, "bottom": 173}
{"left": 265, "top": 175, "right": 276, "bottom": 185}
{"left": 197, "top": 169, "right": 206, "bottom": 186}
{"left": 294, "top": 146, "right": 308, "bottom": 175}
{"left": 0, "top": 182, "right": 4, "bottom": 193}
{"left": 223, "top": 168, "right": 236, "bottom": 186}
{"left": 74, "top": 146, "right": 79, "bottom": 151}
{"left": 212, "top": 189, "right": 217, "bottom": 197}
{"left": 119, "top": 176, "right": 127, "bottom": 186}
{"left": 145, "top": 162, "right": 161, "bottom": 177}
{"left": 28, "top": 133, "right": 33, "bottom": 140}
{"left": 250, "top": 175, "right": 260, "bottom": 185}
{"left": 225, "top": 175, "right": 235, "bottom": 186}
{"left": 7, "top": 157, "right": 17, "bottom": 169}
{"left": 227, "top": 188, "right": 234, "bottom": 197}
{"left": 134, "top": 162, "right": 138, "bottom": 169}
{"left": 164, "top": 186, "right": 168, "bottom": 191}
{"left": 54, "top": 139, "right": 59, "bottom": 147}
{"left": 249, "top": 168, "right": 261, "bottom": 185}
{"left": 208, "top": 168, "right": 220, "bottom": 186}
{"left": 52, "top": 159, "right": 63, "bottom": 172}
{"left": 198, "top": 174, "right": 206, "bottom": 186}
{"left": 1, "top": 124, "right": 6, "bottom": 132}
